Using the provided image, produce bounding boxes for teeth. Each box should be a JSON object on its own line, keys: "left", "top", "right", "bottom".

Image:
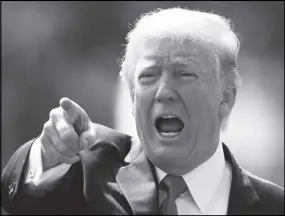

{"left": 161, "top": 115, "right": 177, "bottom": 119}
{"left": 160, "top": 132, "right": 180, "bottom": 137}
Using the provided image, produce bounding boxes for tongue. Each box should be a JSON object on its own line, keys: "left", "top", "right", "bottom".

{"left": 157, "top": 118, "right": 184, "bottom": 133}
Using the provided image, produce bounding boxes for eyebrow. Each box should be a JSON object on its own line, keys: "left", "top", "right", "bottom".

{"left": 144, "top": 54, "right": 199, "bottom": 65}
{"left": 136, "top": 59, "right": 159, "bottom": 71}
{"left": 136, "top": 54, "right": 200, "bottom": 74}
{"left": 169, "top": 56, "right": 199, "bottom": 65}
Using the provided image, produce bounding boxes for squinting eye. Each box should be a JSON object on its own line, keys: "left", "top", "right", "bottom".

{"left": 179, "top": 71, "right": 196, "bottom": 77}
{"left": 141, "top": 74, "right": 155, "bottom": 78}
{"left": 181, "top": 72, "right": 195, "bottom": 76}
{"left": 138, "top": 73, "right": 158, "bottom": 84}
{"left": 138, "top": 74, "right": 156, "bottom": 80}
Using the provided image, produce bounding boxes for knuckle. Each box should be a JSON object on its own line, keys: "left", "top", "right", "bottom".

{"left": 39, "top": 131, "right": 51, "bottom": 147}
{"left": 57, "top": 121, "right": 72, "bottom": 138}
{"left": 43, "top": 121, "right": 51, "bottom": 132}
{"left": 81, "top": 130, "right": 92, "bottom": 140}
{"left": 49, "top": 107, "right": 60, "bottom": 119}
{"left": 59, "top": 127, "right": 70, "bottom": 139}
{"left": 61, "top": 133, "right": 78, "bottom": 151}
{"left": 39, "top": 134, "right": 46, "bottom": 144}
{"left": 49, "top": 109, "right": 55, "bottom": 119}
{"left": 43, "top": 121, "right": 56, "bottom": 140}
{"left": 60, "top": 130, "right": 72, "bottom": 141}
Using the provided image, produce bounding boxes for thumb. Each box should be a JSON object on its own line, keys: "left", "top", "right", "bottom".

{"left": 78, "top": 124, "right": 97, "bottom": 150}
{"left": 64, "top": 155, "right": 81, "bottom": 164}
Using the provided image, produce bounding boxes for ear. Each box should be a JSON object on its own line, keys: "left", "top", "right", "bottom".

{"left": 219, "top": 87, "right": 237, "bottom": 117}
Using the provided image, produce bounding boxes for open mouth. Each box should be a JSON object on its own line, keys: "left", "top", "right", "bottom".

{"left": 155, "top": 115, "right": 184, "bottom": 138}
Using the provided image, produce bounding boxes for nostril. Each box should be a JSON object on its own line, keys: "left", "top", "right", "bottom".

{"left": 155, "top": 85, "right": 177, "bottom": 102}
{"left": 155, "top": 90, "right": 178, "bottom": 102}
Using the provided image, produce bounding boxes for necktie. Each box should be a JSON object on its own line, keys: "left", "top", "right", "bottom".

{"left": 159, "top": 175, "right": 188, "bottom": 215}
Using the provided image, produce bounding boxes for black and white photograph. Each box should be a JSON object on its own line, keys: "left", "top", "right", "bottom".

{"left": 1, "top": 1, "right": 284, "bottom": 215}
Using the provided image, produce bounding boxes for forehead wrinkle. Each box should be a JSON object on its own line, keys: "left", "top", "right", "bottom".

{"left": 137, "top": 43, "right": 206, "bottom": 70}
{"left": 144, "top": 53, "right": 162, "bottom": 61}
{"left": 163, "top": 53, "right": 200, "bottom": 67}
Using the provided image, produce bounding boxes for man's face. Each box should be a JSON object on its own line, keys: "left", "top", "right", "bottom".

{"left": 132, "top": 37, "right": 225, "bottom": 175}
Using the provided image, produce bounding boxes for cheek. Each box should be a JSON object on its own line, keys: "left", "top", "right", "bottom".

{"left": 179, "top": 82, "right": 220, "bottom": 121}
{"left": 133, "top": 86, "right": 157, "bottom": 142}
{"left": 133, "top": 85, "right": 156, "bottom": 116}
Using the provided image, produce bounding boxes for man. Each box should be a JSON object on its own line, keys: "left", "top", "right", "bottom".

{"left": 1, "top": 7, "right": 284, "bottom": 215}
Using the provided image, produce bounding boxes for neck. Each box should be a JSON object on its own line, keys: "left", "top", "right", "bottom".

{"left": 153, "top": 135, "right": 221, "bottom": 176}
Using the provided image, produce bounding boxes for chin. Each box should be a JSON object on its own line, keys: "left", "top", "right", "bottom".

{"left": 154, "top": 155, "right": 192, "bottom": 176}
{"left": 145, "top": 144, "right": 193, "bottom": 174}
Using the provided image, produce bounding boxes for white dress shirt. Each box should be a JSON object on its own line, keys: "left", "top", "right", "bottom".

{"left": 155, "top": 142, "right": 232, "bottom": 215}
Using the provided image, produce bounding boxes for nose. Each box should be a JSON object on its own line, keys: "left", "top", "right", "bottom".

{"left": 155, "top": 78, "right": 178, "bottom": 103}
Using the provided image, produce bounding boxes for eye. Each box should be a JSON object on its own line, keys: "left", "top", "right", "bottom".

{"left": 181, "top": 71, "right": 195, "bottom": 76}
{"left": 140, "top": 74, "right": 155, "bottom": 78}
{"left": 137, "top": 72, "right": 159, "bottom": 84}
{"left": 138, "top": 73, "right": 156, "bottom": 80}
{"left": 176, "top": 70, "right": 196, "bottom": 78}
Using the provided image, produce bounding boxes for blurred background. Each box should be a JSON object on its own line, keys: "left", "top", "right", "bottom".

{"left": 2, "top": 0, "right": 284, "bottom": 192}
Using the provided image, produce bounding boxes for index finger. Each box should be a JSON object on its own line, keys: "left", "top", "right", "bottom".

{"left": 59, "top": 97, "right": 80, "bottom": 125}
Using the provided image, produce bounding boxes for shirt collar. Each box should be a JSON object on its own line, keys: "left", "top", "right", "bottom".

{"left": 155, "top": 141, "right": 226, "bottom": 213}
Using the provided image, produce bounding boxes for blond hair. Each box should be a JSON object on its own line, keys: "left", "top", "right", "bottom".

{"left": 119, "top": 7, "right": 242, "bottom": 130}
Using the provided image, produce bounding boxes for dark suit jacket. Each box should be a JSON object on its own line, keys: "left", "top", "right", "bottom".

{"left": 1, "top": 126, "right": 284, "bottom": 215}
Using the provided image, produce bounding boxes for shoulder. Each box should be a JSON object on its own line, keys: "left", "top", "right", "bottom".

{"left": 242, "top": 169, "right": 284, "bottom": 211}
{"left": 244, "top": 169, "right": 284, "bottom": 198}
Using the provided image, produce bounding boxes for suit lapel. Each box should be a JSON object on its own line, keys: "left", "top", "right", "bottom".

{"left": 115, "top": 152, "right": 159, "bottom": 215}
{"left": 115, "top": 142, "right": 261, "bottom": 215}
{"left": 223, "top": 144, "right": 260, "bottom": 214}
